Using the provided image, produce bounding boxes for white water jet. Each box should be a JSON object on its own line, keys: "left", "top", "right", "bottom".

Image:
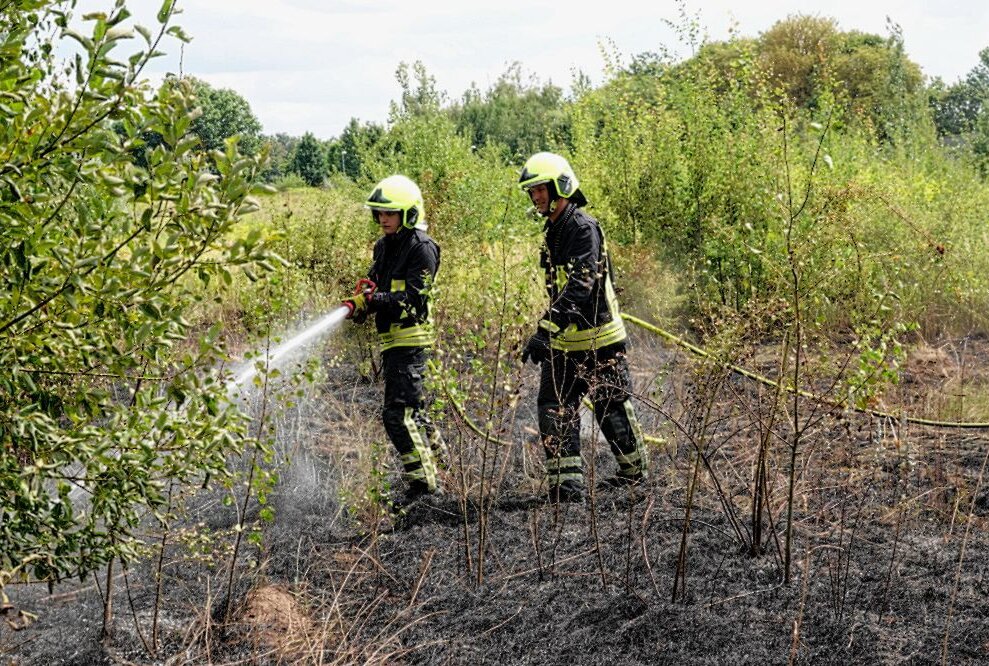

{"left": 229, "top": 305, "right": 350, "bottom": 391}
{"left": 65, "top": 307, "right": 350, "bottom": 507}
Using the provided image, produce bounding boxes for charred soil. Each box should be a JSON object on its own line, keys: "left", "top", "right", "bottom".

{"left": 4, "top": 331, "right": 989, "bottom": 664}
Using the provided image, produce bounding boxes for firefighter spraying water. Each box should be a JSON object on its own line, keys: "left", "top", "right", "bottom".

{"left": 226, "top": 175, "right": 446, "bottom": 511}
{"left": 341, "top": 174, "right": 447, "bottom": 506}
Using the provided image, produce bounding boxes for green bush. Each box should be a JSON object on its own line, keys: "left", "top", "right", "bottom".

{"left": 563, "top": 40, "right": 989, "bottom": 338}
{"left": 0, "top": 1, "right": 271, "bottom": 586}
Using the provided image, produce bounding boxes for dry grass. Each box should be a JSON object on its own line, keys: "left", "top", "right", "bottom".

{"left": 227, "top": 584, "right": 316, "bottom": 663}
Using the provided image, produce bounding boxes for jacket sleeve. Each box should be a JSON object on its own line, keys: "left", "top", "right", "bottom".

{"left": 345, "top": 243, "right": 379, "bottom": 325}
{"left": 369, "top": 240, "right": 438, "bottom": 322}
{"left": 547, "top": 220, "right": 599, "bottom": 328}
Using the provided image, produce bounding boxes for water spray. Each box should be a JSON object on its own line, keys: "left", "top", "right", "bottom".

{"left": 229, "top": 279, "right": 375, "bottom": 391}
{"left": 229, "top": 305, "right": 351, "bottom": 391}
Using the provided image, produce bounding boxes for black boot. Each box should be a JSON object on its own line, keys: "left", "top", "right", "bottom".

{"left": 392, "top": 481, "right": 441, "bottom": 509}
{"left": 547, "top": 479, "right": 585, "bottom": 504}
{"left": 597, "top": 472, "right": 644, "bottom": 491}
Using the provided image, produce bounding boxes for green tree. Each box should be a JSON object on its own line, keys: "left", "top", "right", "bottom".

{"left": 324, "top": 137, "right": 343, "bottom": 174}
{"left": 758, "top": 14, "right": 839, "bottom": 107}
{"left": 930, "top": 47, "right": 989, "bottom": 149}
{"left": 450, "top": 63, "right": 570, "bottom": 160}
{"left": 260, "top": 132, "right": 300, "bottom": 181}
{"left": 863, "top": 21, "right": 927, "bottom": 143}
{"left": 688, "top": 15, "right": 924, "bottom": 141}
{"left": 757, "top": 15, "right": 925, "bottom": 119}
{"left": 0, "top": 0, "right": 270, "bottom": 588}
{"left": 929, "top": 77, "right": 980, "bottom": 138}
{"left": 338, "top": 117, "right": 384, "bottom": 180}
{"left": 393, "top": 60, "right": 445, "bottom": 119}
{"left": 290, "top": 132, "right": 326, "bottom": 186}
{"left": 187, "top": 76, "right": 263, "bottom": 155}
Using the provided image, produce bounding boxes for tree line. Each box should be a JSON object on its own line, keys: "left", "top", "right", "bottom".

{"left": 193, "top": 15, "right": 989, "bottom": 188}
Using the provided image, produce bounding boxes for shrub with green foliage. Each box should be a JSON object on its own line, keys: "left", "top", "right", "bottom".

{"left": 0, "top": 0, "right": 270, "bottom": 587}
{"left": 571, "top": 46, "right": 781, "bottom": 310}
{"left": 241, "top": 184, "right": 371, "bottom": 319}
{"left": 562, "top": 30, "right": 989, "bottom": 337}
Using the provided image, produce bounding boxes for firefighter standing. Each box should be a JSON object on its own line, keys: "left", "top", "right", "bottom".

{"left": 518, "top": 152, "right": 648, "bottom": 503}
{"left": 343, "top": 174, "right": 446, "bottom": 504}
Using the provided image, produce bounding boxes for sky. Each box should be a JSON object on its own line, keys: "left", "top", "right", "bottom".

{"left": 74, "top": 0, "right": 989, "bottom": 140}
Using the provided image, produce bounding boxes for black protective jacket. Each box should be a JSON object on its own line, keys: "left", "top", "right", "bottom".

{"left": 540, "top": 203, "right": 621, "bottom": 336}
{"left": 366, "top": 227, "right": 440, "bottom": 346}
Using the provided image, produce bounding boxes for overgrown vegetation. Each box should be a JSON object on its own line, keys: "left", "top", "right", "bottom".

{"left": 0, "top": 0, "right": 270, "bottom": 605}
{"left": 6, "top": 1, "right": 989, "bottom": 663}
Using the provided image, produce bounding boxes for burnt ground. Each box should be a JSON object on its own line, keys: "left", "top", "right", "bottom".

{"left": 3, "top": 327, "right": 989, "bottom": 665}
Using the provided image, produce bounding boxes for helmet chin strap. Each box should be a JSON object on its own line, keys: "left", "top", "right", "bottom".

{"left": 535, "top": 198, "right": 568, "bottom": 219}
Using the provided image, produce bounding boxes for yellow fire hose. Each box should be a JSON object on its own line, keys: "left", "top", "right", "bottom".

{"left": 447, "top": 313, "right": 989, "bottom": 445}
{"left": 621, "top": 313, "right": 989, "bottom": 430}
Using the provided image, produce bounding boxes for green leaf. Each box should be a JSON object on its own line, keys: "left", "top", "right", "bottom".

{"left": 166, "top": 26, "right": 191, "bottom": 43}
{"left": 134, "top": 24, "right": 152, "bottom": 44}
{"left": 139, "top": 301, "right": 161, "bottom": 319}
{"left": 109, "top": 8, "right": 132, "bottom": 26}
{"left": 63, "top": 30, "right": 93, "bottom": 51}
{"left": 157, "top": 0, "right": 175, "bottom": 24}
{"left": 105, "top": 26, "right": 134, "bottom": 42}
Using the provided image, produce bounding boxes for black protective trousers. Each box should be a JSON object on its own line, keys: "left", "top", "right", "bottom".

{"left": 381, "top": 346, "right": 445, "bottom": 492}
{"left": 537, "top": 342, "right": 647, "bottom": 489}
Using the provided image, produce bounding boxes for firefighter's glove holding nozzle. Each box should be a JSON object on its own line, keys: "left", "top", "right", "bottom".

{"left": 342, "top": 278, "right": 377, "bottom": 320}
{"left": 521, "top": 327, "right": 551, "bottom": 365}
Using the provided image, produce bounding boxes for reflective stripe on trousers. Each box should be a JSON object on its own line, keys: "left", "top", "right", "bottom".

{"left": 381, "top": 347, "right": 443, "bottom": 491}
{"left": 537, "top": 344, "right": 647, "bottom": 487}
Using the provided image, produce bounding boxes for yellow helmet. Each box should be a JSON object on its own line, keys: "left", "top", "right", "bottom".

{"left": 518, "top": 152, "right": 580, "bottom": 199}
{"left": 366, "top": 174, "right": 426, "bottom": 230}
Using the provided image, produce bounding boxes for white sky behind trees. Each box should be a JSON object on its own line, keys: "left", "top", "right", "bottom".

{"left": 75, "top": 0, "right": 989, "bottom": 139}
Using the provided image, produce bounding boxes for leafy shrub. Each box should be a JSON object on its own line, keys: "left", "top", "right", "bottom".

{"left": 0, "top": 1, "right": 271, "bottom": 586}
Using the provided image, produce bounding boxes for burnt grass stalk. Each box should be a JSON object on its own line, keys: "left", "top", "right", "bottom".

{"left": 6, "top": 323, "right": 989, "bottom": 663}
{"left": 9, "top": 188, "right": 989, "bottom": 663}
